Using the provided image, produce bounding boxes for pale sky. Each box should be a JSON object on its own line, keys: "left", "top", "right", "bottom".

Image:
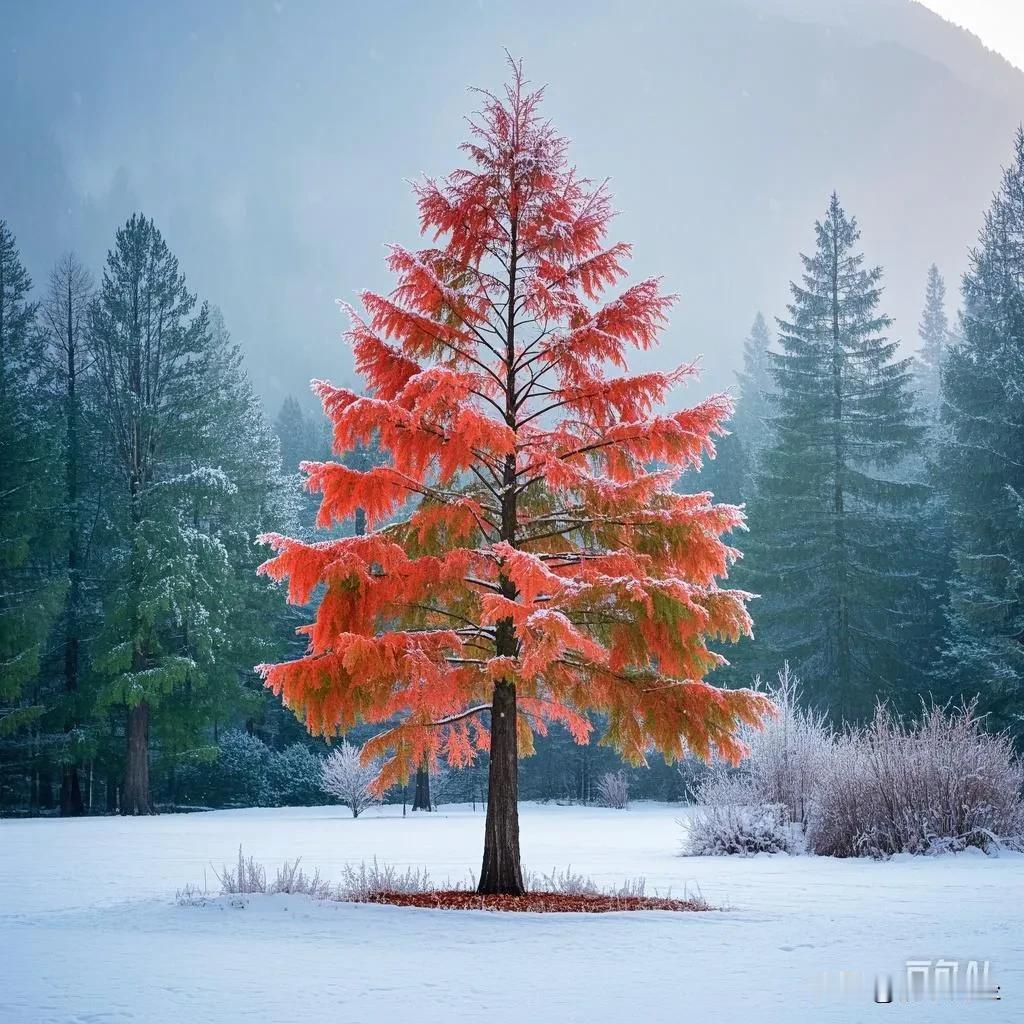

{"left": 919, "top": 0, "right": 1024, "bottom": 71}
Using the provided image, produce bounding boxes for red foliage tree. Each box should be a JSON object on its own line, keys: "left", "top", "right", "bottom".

{"left": 258, "top": 60, "right": 771, "bottom": 894}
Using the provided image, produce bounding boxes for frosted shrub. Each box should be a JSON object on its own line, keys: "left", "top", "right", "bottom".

{"left": 520, "top": 868, "right": 661, "bottom": 900}
{"left": 742, "top": 665, "right": 832, "bottom": 826}
{"left": 596, "top": 770, "right": 630, "bottom": 809}
{"left": 175, "top": 882, "right": 210, "bottom": 907}
{"left": 681, "top": 665, "right": 825, "bottom": 855}
{"left": 270, "top": 859, "right": 333, "bottom": 899}
{"left": 213, "top": 847, "right": 267, "bottom": 894}
{"left": 530, "top": 867, "right": 600, "bottom": 895}
{"left": 178, "top": 734, "right": 325, "bottom": 809}
{"left": 268, "top": 744, "right": 323, "bottom": 806}
{"left": 207, "top": 730, "right": 272, "bottom": 806}
{"left": 808, "top": 702, "right": 1024, "bottom": 858}
{"left": 684, "top": 771, "right": 797, "bottom": 855}
{"left": 336, "top": 858, "right": 435, "bottom": 900}
{"left": 320, "top": 741, "right": 382, "bottom": 817}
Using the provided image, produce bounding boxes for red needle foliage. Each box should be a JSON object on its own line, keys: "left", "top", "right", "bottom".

{"left": 258, "top": 59, "right": 771, "bottom": 894}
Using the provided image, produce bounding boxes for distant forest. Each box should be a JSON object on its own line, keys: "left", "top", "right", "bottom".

{"left": 2, "top": 126, "right": 1022, "bottom": 816}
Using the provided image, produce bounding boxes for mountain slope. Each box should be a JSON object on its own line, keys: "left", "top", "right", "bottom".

{"left": 2, "top": 0, "right": 1021, "bottom": 406}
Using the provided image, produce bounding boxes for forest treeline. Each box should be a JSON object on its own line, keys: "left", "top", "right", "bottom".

{"left": 2, "top": 128, "right": 1022, "bottom": 815}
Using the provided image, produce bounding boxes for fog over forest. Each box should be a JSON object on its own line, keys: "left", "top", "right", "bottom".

{"left": 5, "top": 0, "right": 1023, "bottom": 411}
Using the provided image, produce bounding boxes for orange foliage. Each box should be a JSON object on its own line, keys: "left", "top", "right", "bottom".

{"left": 258, "top": 58, "right": 771, "bottom": 791}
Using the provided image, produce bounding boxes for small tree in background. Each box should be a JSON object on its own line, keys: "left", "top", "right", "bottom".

{"left": 321, "top": 741, "right": 381, "bottom": 818}
{"left": 596, "top": 770, "right": 630, "bottom": 809}
{"left": 733, "top": 311, "right": 774, "bottom": 474}
{"left": 914, "top": 264, "right": 951, "bottom": 422}
{"left": 258, "top": 59, "right": 769, "bottom": 894}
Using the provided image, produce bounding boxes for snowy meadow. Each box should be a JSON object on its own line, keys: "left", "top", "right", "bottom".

{"left": 2, "top": 802, "right": 1021, "bottom": 1023}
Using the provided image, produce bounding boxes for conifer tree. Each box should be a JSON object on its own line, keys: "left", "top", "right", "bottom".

{"left": 275, "top": 396, "right": 316, "bottom": 475}
{"left": 939, "top": 130, "right": 1024, "bottom": 730}
{"left": 915, "top": 264, "right": 951, "bottom": 422}
{"left": 911, "top": 265, "right": 954, "bottom": 682}
{"left": 702, "top": 312, "right": 773, "bottom": 507}
{"left": 0, "top": 222, "right": 64, "bottom": 740}
{"left": 88, "top": 214, "right": 213, "bottom": 812}
{"left": 158, "top": 309, "right": 292, "bottom": 762}
{"left": 258, "top": 62, "right": 769, "bottom": 893}
{"left": 744, "top": 195, "right": 924, "bottom": 718}
{"left": 89, "top": 217, "right": 282, "bottom": 812}
{"left": 41, "top": 252, "right": 96, "bottom": 815}
{"left": 733, "top": 311, "right": 774, "bottom": 470}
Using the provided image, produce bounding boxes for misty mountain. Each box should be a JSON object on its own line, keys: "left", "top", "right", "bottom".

{"left": 3, "top": 0, "right": 1022, "bottom": 411}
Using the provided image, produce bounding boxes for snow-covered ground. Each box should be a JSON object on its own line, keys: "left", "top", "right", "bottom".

{"left": 1, "top": 802, "right": 1021, "bottom": 1023}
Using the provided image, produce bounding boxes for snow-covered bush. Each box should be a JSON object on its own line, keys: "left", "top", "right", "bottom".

{"left": 320, "top": 741, "right": 382, "bottom": 817}
{"left": 208, "top": 850, "right": 333, "bottom": 898}
{"left": 684, "top": 771, "right": 798, "bottom": 855}
{"left": 596, "top": 770, "right": 630, "bottom": 809}
{"left": 742, "top": 665, "right": 832, "bottom": 826}
{"left": 680, "top": 666, "right": 825, "bottom": 855}
{"left": 175, "top": 882, "right": 210, "bottom": 907}
{"left": 527, "top": 867, "right": 599, "bottom": 895}
{"left": 178, "top": 732, "right": 327, "bottom": 808}
{"left": 808, "top": 702, "right": 1024, "bottom": 858}
{"left": 520, "top": 868, "right": 665, "bottom": 900}
{"left": 213, "top": 847, "right": 267, "bottom": 894}
{"left": 205, "top": 730, "right": 273, "bottom": 806}
{"left": 270, "top": 858, "right": 332, "bottom": 898}
{"left": 682, "top": 670, "right": 1023, "bottom": 859}
{"left": 267, "top": 743, "right": 323, "bottom": 806}
{"left": 336, "top": 858, "right": 435, "bottom": 900}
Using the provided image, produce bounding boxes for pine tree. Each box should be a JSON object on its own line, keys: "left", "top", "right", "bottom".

{"left": 911, "top": 265, "right": 954, "bottom": 682}
{"left": 915, "top": 264, "right": 951, "bottom": 422}
{"left": 733, "top": 311, "right": 774, "bottom": 471}
{"left": 0, "top": 222, "right": 64, "bottom": 746}
{"left": 700, "top": 312, "right": 773, "bottom": 508}
{"left": 88, "top": 215, "right": 211, "bottom": 812}
{"left": 939, "top": 130, "right": 1024, "bottom": 730}
{"left": 258, "top": 61, "right": 769, "bottom": 893}
{"left": 148, "top": 309, "right": 291, "bottom": 779}
{"left": 40, "top": 253, "right": 96, "bottom": 815}
{"left": 87, "top": 215, "right": 287, "bottom": 812}
{"left": 274, "top": 395, "right": 332, "bottom": 539}
{"left": 744, "top": 195, "right": 925, "bottom": 718}
{"left": 274, "top": 396, "right": 315, "bottom": 475}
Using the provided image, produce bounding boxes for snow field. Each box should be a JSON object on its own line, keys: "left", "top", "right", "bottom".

{"left": 1, "top": 802, "right": 1021, "bottom": 1023}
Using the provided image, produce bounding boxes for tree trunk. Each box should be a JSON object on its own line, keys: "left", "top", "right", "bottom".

{"left": 477, "top": 212, "right": 525, "bottom": 896}
{"left": 478, "top": 680, "right": 523, "bottom": 894}
{"left": 60, "top": 282, "right": 85, "bottom": 817}
{"left": 60, "top": 764, "right": 83, "bottom": 817}
{"left": 121, "top": 701, "right": 153, "bottom": 815}
{"left": 60, "top": 597, "right": 84, "bottom": 814}
{"left": 105, "top": 770, "right": 119, "bottom": 813}
{"left": 411, "top": 763, "right": 432, "bottom": 811}
{"left": 36, "top": 760, "right": 55, "bottom": 810}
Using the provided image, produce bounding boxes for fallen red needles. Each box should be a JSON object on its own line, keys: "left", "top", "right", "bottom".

{"left": 360, "top": 891, "right": 709, "bottom": 913}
